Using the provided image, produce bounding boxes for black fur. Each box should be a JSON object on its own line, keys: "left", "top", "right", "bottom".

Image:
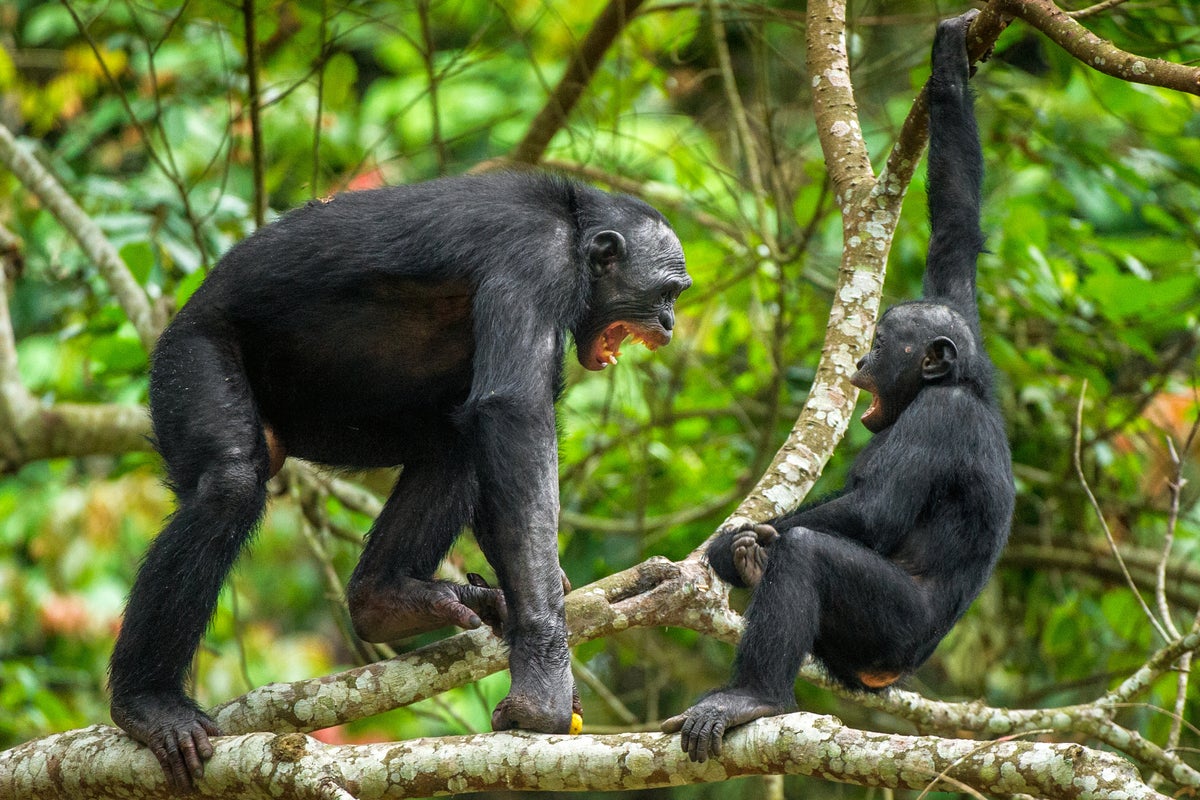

{"left": 664, "top": 11, "right": 1013, "bottom": 763}
{"left": 109, "top": 171, "right": 690, "bottom": 790}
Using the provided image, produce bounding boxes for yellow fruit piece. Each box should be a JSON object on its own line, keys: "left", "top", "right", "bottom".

{"left": 569, "top": 713, "right": 583, "bottom": 735}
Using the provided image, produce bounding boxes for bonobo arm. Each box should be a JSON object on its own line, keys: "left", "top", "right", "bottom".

{"left": 457, "top": 279, "right": 574, "bottom": 735}
{"left": 924, "top": 10, "right": 985, "bottom": 329}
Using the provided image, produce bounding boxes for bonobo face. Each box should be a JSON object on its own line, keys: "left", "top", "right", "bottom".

{"left": 850, "top": 302, "right": 967, "bottom": 433}
{"left": 575, "top": 216, "right": 691, "bottom": 371}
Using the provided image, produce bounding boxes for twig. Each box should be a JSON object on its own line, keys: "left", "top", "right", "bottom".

{"left": 311, "top": 0, "right": 328, "bottom": 199}
{"left": 1072, "top": 381, "right": 1171, "bottom": 642}
{"left": 1160, "top": 405, "right": 1200, "bottom": 759}
{"left": 0, "top": 122, "right": 160, "bottom": 350}
{"left": 571, "top": 656, "right": 639, "bottom": 726}
{"left": 60, "top": 0, "right": 212, "bottom": 267}
{"left": 1068, "top": 0, "right": 1133, "bottom": 20}
{"left": 242, "top": 0, "right": 266, "bottom": 227}
{"left": 509, "top": 0, "right": 646, "bottom": 164}
{"left": 416, "top": 0, "right": 447, "bottom": 173}
{"left": 706, "top": 0, "right": 778, "bottom": 257}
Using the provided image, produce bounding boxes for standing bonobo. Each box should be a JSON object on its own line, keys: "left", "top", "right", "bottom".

{"left": 664, "top": 11, "right": 1013, "bottom": 762}
{"left": 110, "top": 172, "right": 691, "bottom": 790}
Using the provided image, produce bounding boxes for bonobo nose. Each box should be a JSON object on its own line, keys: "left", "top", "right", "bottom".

{"left": 659, "top": 309, "right": 674, "bottom": 331}
{"left": 855, "top": 356, "right": 867, "bottom": 370}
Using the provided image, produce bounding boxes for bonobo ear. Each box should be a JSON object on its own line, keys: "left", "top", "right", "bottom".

{"left": 589, "top": 231, "right": 626, "bottom": 277}
{"left": 921, "top": 336, "right": 958, "bottom": 381}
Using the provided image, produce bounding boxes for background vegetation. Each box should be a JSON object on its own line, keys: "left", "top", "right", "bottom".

{"left": 0, "top": 0, "right": 1197, "bottom": 796}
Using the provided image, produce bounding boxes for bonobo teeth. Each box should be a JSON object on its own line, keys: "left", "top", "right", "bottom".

{"left": 607, "top": 355, "right": 619, "bottom": 366}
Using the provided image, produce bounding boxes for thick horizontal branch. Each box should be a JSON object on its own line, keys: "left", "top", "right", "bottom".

{"left": 211, "top": 557, "right": 742, "bottom": 736}
{"left": 0, "top": 713, "right": 1167, "bottom": 799}
{"left": 0, "top": 251, "right": 154, "bottom": 470}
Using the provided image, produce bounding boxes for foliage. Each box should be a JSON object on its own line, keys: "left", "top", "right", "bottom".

{"left": 0, "top": 0, "right": 1197, "bottom": 796}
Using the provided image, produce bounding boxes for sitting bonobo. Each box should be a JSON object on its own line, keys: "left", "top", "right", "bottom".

{"left": 663, "top": 10, "right": 1013, "bottom": 762}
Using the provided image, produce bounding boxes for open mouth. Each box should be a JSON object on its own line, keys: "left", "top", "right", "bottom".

{"left": 850, "top": 370, "right": 884, "bottom": 431}
{"left": 860, "top": 393, "right": 883, "bottom": 430}
{"left": 583, "top": 322, "right": 670, "bottom": 371}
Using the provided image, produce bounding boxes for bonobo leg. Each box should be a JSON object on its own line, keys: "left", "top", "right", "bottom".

{"left": 346, "top": 447, "right": 505, "bottom": 642}
{"left": 475, "top": 506, "right": 575, "bottom": 734}
{"left": 665, "top": 527, "right": 931, "bottom": 762}
{"left": 462, "top": 395, "right": 575, "bottom": 735}
{"left": 110, "top": 330, "right": 273, "bottom": 792}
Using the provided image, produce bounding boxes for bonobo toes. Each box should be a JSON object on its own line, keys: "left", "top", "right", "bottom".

{"left": 731, "top": 523, "right": 779, "bottom": 587}
{"left": 110, "top": 690, "right": 221, "bottom": 793}
{"left": 491, "top": 692, "right": 573, "bottom": 734}
{"left": 348, "top": 578, "right": 506, "bottom": 642}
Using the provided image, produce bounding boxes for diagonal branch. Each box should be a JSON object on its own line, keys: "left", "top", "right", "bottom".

{"left": 997, "top": 0, "right": 1200, "bottom": 95}
{"left": 508, "top": 0, "right": 646, "bottom": 165}
{"left": 714, "top": 5, "right": 1008, "bottom": 530}
{"left": 0, "top": 122, "right": 161, "bottom": 351}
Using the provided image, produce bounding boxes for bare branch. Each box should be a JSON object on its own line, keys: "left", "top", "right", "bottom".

{"left": 1072, "top": 382, "right": 1171, "bottom": 642}
{"left": 2, "top": 717, "right": 1172, "bottom": 799}
{"left": 509, "top": 0, "right": 646, "bottom": 165}
{"left": 997, "top": 0, "right": 1200, "bottom": 95}
{"left": 0, "top": 122, "right": 161, "bottom": 351}
{"left": 243, "top": 0, "right": 266, "bottom": 227}
{"left": 1068, "top": 0, "right": 1133, "bottom": 20}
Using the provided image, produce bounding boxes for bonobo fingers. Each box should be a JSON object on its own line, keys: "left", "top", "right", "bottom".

{"left": 662, "top": 689, "right": 794, "bottom": 763}
{"left": 111, "top": 691, "right": 221, "bottom": 793}
{"left": 934, "top": 9, "right": 985, "bottom": 75}
{"left": 938, "top": 8, "right": 979, "bottom": 41}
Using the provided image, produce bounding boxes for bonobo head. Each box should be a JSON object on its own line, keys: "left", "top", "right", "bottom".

{"left": 573, "top": 197, "right": 691, "bottom": 371}
{"left": 850, "top": 301, "right": 980, "bottom": 433}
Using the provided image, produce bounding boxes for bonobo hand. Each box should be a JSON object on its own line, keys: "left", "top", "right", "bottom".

{"left": 110, "top": 690, "right": 221, "bottom": 793}
{"left": 934, "top": 8, "right": 992, "bottom": 78}
{"left": 661, "top": 687, "right": 795, "bottom": 763}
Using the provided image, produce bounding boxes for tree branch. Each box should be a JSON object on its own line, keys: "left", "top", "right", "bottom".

{"left": 242, "top": 0, "right": 266, "bottom": 227}
{"left": 996, "top": 0, "right": 1200, "bottom": 95}
{"left": 0, "top": 233, "right": 154, "bottom": 470}
{"left": 0, "top": 122, "right": 161, "bottom": 351}
{"left": 717, "top": 4, "right": 1008, "bottom": 527}
{"left": 0, "top": 715, "right": 1169, "bottom": 799}
{"left": 508, "top": 0, "right": 646, "bottom": 165}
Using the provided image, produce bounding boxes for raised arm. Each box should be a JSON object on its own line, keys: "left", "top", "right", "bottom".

{"left": 924, "top": 11, "right": 986, "bottom": 333}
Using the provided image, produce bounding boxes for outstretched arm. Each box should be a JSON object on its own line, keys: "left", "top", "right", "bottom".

{"left": 924, "top": 11, "right": 986, "bottom": 329}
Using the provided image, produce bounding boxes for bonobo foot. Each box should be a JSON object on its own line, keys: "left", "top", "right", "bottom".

{"left": 731, "top": 522, "right": 779, "bottom": 587}
{"left": 661, "top": 687, "right": 795, "bottom": 763}
{"left": 491, "top": 684, "right": 581, "bottom": 733}
{"left": 110, "top": 690, "right": 221, "bottom": 793}
{"left": 348, "top": 576, "right": 507, "bottom": 642}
